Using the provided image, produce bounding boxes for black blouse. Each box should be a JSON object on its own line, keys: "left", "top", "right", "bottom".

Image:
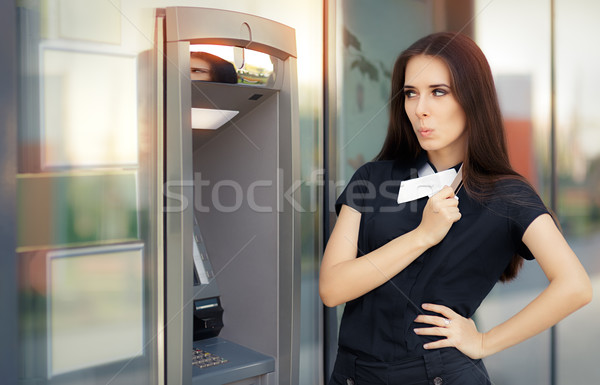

{"left": 334, "top": 156, "right": 548, "bottom": 362}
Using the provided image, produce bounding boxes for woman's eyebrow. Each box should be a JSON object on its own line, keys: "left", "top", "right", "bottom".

{"left": 430, "top": 83, "right": 450, "bottom": 88}
{"left": 403, "top": 83, "right": 451, "bottom": 89}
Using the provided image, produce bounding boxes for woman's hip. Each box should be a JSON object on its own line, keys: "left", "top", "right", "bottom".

{"left": 328, "top": 347, "right": 491, "bottom": 385}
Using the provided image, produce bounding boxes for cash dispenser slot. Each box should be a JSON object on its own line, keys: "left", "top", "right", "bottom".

{"left": 193, "top": 297, "right": 224, "bottom": 341}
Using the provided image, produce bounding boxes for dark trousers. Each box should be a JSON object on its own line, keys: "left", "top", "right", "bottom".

{"left": 328, "top": 348, "right": 492, "bottom": 385}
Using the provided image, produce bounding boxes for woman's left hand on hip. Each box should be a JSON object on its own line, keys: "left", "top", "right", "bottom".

{"left": 413, "top": 303, "right": 485, "bottom": 359}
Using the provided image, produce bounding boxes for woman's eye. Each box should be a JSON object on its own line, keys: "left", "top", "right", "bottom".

{"left": 404, "top": 89, "right": 417, "bottom": 98}
{"left": 432, "top": 89, "right": 447, "bottom": 97}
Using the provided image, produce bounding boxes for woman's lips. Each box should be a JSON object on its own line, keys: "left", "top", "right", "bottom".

{"left": 418, "top": 128, "right": 433, "bottom": 138}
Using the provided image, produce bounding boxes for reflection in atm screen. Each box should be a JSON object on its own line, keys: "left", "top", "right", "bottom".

{"left": 190, "top": 44, "right": 276, "bottom": 86}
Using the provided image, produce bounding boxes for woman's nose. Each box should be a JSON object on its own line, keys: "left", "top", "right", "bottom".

{"left": 415, "top": 97, "right": 429, "bottom": 117}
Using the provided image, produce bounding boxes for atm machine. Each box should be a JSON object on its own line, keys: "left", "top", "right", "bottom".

{"left": 162, "top": 7, "right": 300, "bottom": 385}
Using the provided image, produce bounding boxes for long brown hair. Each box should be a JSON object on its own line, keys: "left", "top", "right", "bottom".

{"left": 376, "top": 32, "right": 530, "bottom": 282}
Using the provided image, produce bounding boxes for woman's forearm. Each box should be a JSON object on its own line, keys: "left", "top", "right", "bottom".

{"left": 482, "top": 214, "right": 593, "bottom": 357}
{"left": 482, "top": 275, "right": 592, "bottom": 357}
{"left": 320, "top": 227, "right": 431, "bottom": 307}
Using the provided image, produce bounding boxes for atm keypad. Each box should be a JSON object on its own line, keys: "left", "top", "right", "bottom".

{"left": 192, "top": 348, "right": 228, "bottom": 369}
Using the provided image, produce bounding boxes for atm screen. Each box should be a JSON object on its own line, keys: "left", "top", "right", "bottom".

{"left": 192, "top": 218, "right": 214, "bottom": 287}
{"left": 192, "top": 238, "right": 209, "bottom": 285}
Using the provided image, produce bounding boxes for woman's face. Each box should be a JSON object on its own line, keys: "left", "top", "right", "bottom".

{"left": 190, "top": 57, "right": 212, "bottom": 81}
{"left": 404, "top": 55, "right": 467, "bottom": 165}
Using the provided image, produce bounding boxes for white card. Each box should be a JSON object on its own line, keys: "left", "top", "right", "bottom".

{"left": 397, "top": 168, "right": 457, "bottom": 204}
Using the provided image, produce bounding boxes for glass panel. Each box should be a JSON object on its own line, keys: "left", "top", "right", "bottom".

{"left": 554, "top": 0, "right": 600, "bottom": 383}
{"left": 42, "top": 0, "right": 122, "bottom": 44}
{"left": 41, "top": 49, "right": 137, "bottom": 168}
{"left": 17, "top": 172, "right": 138, "bottom": 250}
{"left": 474, "top": 0, "right": 552, "bottom": 383}
{"left": 17, "top": 1, "right": 159, "bottom": 385}
{"left": 48, "top": 245, "right": 143, "bottom": 376}
{"left": 335, "top": 0, "right": 434, "bottom": 186}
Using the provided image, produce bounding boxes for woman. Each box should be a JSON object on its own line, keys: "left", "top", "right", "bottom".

{"left": 320, "top": 32, "right": 592, "bottom": 384}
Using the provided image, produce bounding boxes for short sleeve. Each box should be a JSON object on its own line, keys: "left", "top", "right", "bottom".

{"left": 335, "top": 163, "right": 376, "bottom": 215}
{"left": 502, "top": 179, "right": 550, "bottom": 260}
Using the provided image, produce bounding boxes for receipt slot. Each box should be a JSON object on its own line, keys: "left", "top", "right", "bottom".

{"left": 163, "top": 7, "right": 300, "bottom": 385}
